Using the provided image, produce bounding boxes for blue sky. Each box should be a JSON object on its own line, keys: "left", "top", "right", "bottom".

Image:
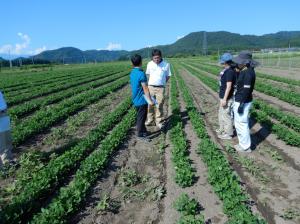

{"left": 1, "top": 0, "right": 299, "bottom": 56}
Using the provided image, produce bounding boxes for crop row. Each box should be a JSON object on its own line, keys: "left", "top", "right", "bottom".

{"left": 1, "top": 63, "right": 128, "bottom": 90}
{"left": 12, "top": 76, "right": 129, "bottom": 146}
{"left": 169, "top": 72, "right": 195, "bottom": 187}
{"left": 30, "top": 108, "right": 136, "bottom": 223}
{"left": 9, "top": 71, "right": 129, "bottom": 119}
{"left": 189, "top": 61, "right": 300, "bottom": 87}
{"left": 7, "top": 67, "right": 127, "bottom": 106}
{"left": 253, "top": 100, "right": 300, "bottom": 133}
{"left": 173, "top": 64, "right": 266, "bottom": 223}
{"left": 5, "top": 66, "right": 115, "bottom": 97}
{"left": 0, "top": 98, "right": 132, "bottom": 223}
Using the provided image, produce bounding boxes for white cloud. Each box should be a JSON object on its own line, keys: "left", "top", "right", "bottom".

{"left": 0, "top": 33, "right": 47, "bottom": 56}
{"left": 0, "top": 44, "right": 13, "bottom": 54}
{"left": 14, "top": 32, "right": 31, "bottom": 54}
{"left": 28, "top": 46, "right": 47, "bottom": 55}
{"left": 145, "top": 45, "right": 153, "bottom": 48}
{"left": 98, "top": 42, "right": 122, "bottom": 51}
{"left": 176, "top": 35, "right": 185, "bottom": 40}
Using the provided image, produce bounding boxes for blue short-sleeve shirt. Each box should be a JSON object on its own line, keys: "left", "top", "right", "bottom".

{"left": 130, "top": 68, "right": 148, "bottom": 106}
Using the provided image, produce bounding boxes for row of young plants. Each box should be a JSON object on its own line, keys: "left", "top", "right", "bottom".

{"left": 0, "top": 89, "right": 129, "bottom": 185}
{"left": 1, "top": 68, "right": 86, "bottom": 90}
{"left": 181, "top": 63, "right": 300, "bottom": 147}
{"left": 256, "top": 72, "right": 300, "bottom": 87}
{"left": 6, "top": 67, "right": 126, "bottom": 106}
{"left": 169, "top": 74, "right": 195, "bottom": 187}
{"left": 169, "top": 67, "right": 205, "bottom": 224}
{"left": 1, "top": 66, "right": 95, "bottom": 92}
{"left": 253, "top": 99, "right": 300, "bottom": 133}
{"left": 255, "top": 81, "right": 300, "bottom": 107}
{"left": 250, "top": 109, "right": 300, "bottom": 147}
{"left": 5, "top": 66, "right": 114, "bottom": 97}
{"left": 206, "top": 61, "right": 300, "bottom": 87}
{"left": 0, "top": 98, "right": 132, "bottom": 224}
{"left": 8, "top": 71, "right": 129, "bottom": 119}
{"left": 1, "top": 63, "right": 127, "bottom": 91}
{"left": 191, "top": 61, "right": 300, "bottom": 87}
{"left": 12, "top": 76, "right": 129, "bottom": 146}
{"left": 29, "top": 108, "right": 136, "bottom": 224}
{"left": 187, "top": 61, "right": 300, "bottom": 107}
{"left": 173, "top": 64, "right": 266, "bottom": 223}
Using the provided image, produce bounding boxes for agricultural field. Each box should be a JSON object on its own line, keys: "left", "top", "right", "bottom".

{"left": 0, "top": 58, "right": 300, "bottom": 224}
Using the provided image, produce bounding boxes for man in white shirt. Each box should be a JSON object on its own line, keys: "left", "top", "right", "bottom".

{"left": 0, "top": 91, "right": 13, "bottom": 168}
{"left": 145, "top": 49, "right": 171, "bottom": 129}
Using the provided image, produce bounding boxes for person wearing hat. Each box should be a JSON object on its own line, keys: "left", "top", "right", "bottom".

{"left": 232, "top": 51, "right": 258, "bottom": 153}
{"left": 0, "top": 90, "right": 13, "bottom": 168}
{"left": 216, "top": 53, "right": 237, "bottom": 140}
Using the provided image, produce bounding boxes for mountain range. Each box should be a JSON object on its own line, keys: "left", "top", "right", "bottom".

{"left": 1, "top": 31, "right": 300, "bottom": 65}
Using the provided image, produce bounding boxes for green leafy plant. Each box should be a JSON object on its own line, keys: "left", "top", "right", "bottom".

{"left": 173, "top": 193, "right": 204, "bottom": 224}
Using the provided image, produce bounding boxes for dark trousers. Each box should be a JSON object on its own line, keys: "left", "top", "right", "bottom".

{"left": 135, "top": 104, "right": 148, "bottom": 137}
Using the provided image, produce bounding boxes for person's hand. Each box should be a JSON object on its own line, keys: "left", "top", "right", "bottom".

{"left": 238, "top": 103, "right": 245, "bottom": 114}
{"left": 220, "top": 99, "right": 227, "bottom": 107}
{"left": 149, "top": 100, "right": 154, "bottom": 106}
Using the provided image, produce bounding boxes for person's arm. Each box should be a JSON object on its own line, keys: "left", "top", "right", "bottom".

{"left": 220, "top": 70, "right": 234, "bottom": 107}
{"left": 166, "top": 64, "right": 172, "bottom": 83}
{"left": 221, "top": 81, "right": 233, "bottom": 107}
{"left": 140, "top": 71, "right": 154, "bottom": 105}
{"left": 238, "top": 71, "right": 253, "bottom": 113}
{"left": 141, "top": 83, "right": 154, "bottom": 105}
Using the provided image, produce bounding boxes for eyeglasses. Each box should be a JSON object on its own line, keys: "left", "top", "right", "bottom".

{"left": 152, "top": 56, "right": 161, "bottom": 60}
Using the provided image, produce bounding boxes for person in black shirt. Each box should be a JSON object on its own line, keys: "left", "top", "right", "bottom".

{"left": 232, "top": 51, "right": 258, "bottom": 152}
{"left": 216, "top": 53, "right": 237, "bottom": 140}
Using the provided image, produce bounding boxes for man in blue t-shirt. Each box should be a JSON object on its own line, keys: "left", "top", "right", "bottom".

{"left": 130, "top": 54, "right": 154, "bottom": 142}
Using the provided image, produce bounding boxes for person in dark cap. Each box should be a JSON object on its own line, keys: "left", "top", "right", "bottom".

{"left": 216, "top": 53, "right": 237, "bottom": 140}
{"left": 232, "top": 51, "right": 258, "bottom": 153}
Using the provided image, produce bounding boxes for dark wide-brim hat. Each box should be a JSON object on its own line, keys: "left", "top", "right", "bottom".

{"left": 233, "top": 51, "right": 259, "bottom": 67}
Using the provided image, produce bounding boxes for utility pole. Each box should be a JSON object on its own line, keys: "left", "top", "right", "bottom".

{"left": 277, "top": 51, "right": 281, "bottom": 67}
{"left": 202, "top": 31, "right": 207, "bottom": 56}
{"left": 9, "top": 49, "right": 12, "bottom": 69}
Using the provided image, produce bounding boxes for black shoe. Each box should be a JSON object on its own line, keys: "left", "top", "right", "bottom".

{"left": 137, "top": 136, "right": 151, "bottom": 142}
{"left": 142, "top": 132, "right": 149, "bottom": 137}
